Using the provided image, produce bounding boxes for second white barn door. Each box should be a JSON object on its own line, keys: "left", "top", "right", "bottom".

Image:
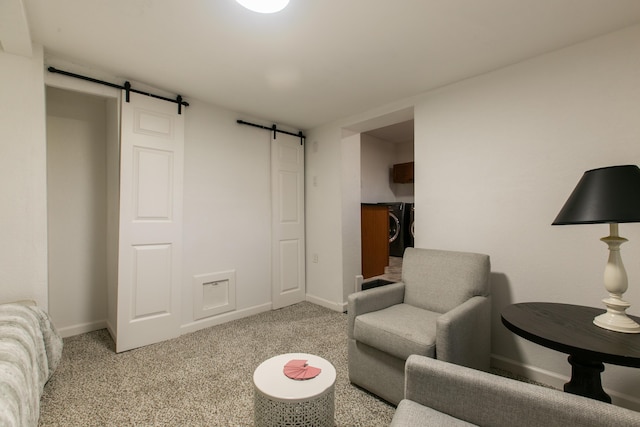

{"left": 116, "top": 91, "right": 184, "bottom": 352}
{"left": 271, "top": 133, "right": 306, "bottom": 309}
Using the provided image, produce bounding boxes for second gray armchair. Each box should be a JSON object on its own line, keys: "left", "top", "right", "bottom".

{"left": 347, "top": 247, "right": 491, "bottom": 405}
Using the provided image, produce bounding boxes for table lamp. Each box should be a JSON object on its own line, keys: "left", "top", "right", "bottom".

{"left": 553, "top": 165, "right": 640, "bottom": 333}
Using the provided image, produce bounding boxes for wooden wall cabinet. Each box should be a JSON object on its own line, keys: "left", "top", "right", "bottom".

{"left": 361, "top": 204, "right": 389, "bottom": 279}
{"left": 392, "top": 162, "right": 414, "bottom": 183}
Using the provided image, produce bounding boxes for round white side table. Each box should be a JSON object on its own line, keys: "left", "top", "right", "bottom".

{"left": 253, "top": 353, "right": 336, "bottom": 427}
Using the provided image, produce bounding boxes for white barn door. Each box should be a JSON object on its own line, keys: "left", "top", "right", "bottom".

{"left": 271, "top": 133, "right": 306, "bottom": 309}
{"left": 116, "top": 91, "right": 184, "bottom": 352}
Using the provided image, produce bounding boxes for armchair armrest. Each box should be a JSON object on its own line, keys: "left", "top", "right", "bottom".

{"left": 347, "top": 282, "right": 405, "bottom": 338}
{"left": 436, "top": 295, "right": 490, "bottom": 370}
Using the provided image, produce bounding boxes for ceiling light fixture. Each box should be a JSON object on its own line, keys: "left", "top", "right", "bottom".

{"left": 235, "top": 0, "right": 290, "bottom": 14}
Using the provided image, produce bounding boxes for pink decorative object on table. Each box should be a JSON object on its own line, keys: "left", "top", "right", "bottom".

{"left": 283, "top": 359, "right": 322, "bottom": 380}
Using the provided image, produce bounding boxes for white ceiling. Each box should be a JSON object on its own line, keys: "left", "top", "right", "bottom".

{"left": 10, "top": 0, "right": 640, "bottom": 130}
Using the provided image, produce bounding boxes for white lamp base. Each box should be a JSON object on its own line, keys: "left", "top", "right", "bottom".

{"left": 594, "top": 224, "right": 640, "bottom": 333}
{"left": 593, "top": 223, "right": 640, "bottom": 334}
{"left": 593, "top": 296, "right": 640, "bottom": 333}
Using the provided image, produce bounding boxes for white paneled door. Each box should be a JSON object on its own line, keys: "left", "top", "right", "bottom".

{"left": 116, "top": 91, "right": 184, "bottom": 352}
{"left": 271, "top": 133, "right": 306, "bottom": 309}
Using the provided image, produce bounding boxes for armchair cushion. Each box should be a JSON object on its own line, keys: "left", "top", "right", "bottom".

{"left": 353, "top": 303, "right": 438, "bottom": 360}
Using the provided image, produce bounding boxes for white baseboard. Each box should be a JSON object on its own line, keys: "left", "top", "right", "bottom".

{"left": 180, "top": 302, "right": 272, "bottom": 335}
{"left": 491, "top": 354, "right": 640, "bottom": 411}
{"left": 105, "top": 320, "right": 116, "bottom": 342}
{"left": 57, "top": 319, "right": 107, "bottom": 338}
{"left": 60, "top": 299, "right": 334, "bottom": 341}
{"left": 305, "top": 293, "right": 346, "bottom": 313}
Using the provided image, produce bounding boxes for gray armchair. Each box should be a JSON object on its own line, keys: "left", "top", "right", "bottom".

{"left": 391, "top": 355, "right": 640, "bottom": 426}
{"left": 347, "top": 248, "right": 491, "bottom": 405}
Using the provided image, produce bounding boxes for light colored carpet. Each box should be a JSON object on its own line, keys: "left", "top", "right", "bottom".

{"left": 39, "top": 302, "right": 396, "bottom": 426}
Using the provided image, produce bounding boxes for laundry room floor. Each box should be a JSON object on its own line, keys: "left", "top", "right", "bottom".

{"left": 384, "top": 256, "right": 403, "bottom": 282}
{"left": 362, "top": 256, "right": 403, "bottom": 286}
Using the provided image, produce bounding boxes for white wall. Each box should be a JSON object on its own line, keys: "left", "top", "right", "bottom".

{"left": 0, "top": 45, "right": 48, "bottom": 307}
{"left": 395, "top": 142, "right": 414, "bottom": 164}
{"left": 414, "top": 25, "right": 640, "bottom": 407}
{"left": 360, "top": 134, "right": 396, "bottom": 203}
{"left": 46, "top": 87, "right": 109, "bottom": 333}
{"left": 304, "top": 126, "right": 346, "bottom": 310}
{"left": 306, "top": 24, "right": 640, "bottom": 409}
{"left": 341, "top": 133, "right": 362, "bottom": 302}
{"left": 181, "top": 100, "right": 274, "bottom": 329}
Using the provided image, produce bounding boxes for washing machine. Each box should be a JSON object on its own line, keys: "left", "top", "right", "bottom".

{"left": 405, "top": 203, "right": 415, "bottom": 249}
{"left": 379, "top": 202, "right": 406, "bottom": 257}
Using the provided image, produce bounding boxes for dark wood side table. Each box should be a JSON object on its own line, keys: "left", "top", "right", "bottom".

{"left": 501, "top": 302, "right": 640, "bottom": 403}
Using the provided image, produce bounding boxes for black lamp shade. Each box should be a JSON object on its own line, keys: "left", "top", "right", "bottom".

{"left": 553, "top": 165, "right": 640, "bottom": 225}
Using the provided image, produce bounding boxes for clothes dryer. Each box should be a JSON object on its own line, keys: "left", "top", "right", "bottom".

{"left": 405, "top": 203, "right": 415, "bottom": 249}
{"left": 379, "top": 202, "right": 406, "bottom": 257}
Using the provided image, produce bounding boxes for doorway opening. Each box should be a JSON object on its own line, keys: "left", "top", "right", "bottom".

{"left": 360, "top": 119, "right": 414, "bottom": 285}
{"left": 46, "top": 86, "right": 119, "bottom": 338}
